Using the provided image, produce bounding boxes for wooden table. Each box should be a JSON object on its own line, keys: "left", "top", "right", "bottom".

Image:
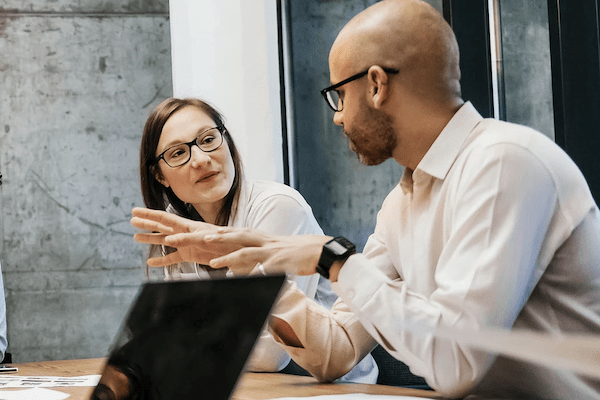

{"left": 1, "top": 358, "right": 440, "bottom": 399}
{"left": 233, "top": 372, "right": 440, "bottom": 399}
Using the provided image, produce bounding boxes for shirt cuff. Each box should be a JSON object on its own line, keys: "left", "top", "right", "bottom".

{"left": 333, "top": 253, "right": 394, "bottom": 310}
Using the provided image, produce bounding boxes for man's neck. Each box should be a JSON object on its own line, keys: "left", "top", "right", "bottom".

{"left": 393, "top": 100, "right": 464, "bottom": 170}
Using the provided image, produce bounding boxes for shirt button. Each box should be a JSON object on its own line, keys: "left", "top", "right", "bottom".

{"left": 347, "top": 289, "right": 355, "bottom": 299}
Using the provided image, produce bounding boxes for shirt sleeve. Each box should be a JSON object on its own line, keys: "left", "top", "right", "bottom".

{"left": 269, "top": 280, "right": 379, "bottom": 381}
{"left": 334, "top": 144, "right": 563, "bottom": 397}
{"left": 266, "top": 221, "right": 393, "bottom": 381}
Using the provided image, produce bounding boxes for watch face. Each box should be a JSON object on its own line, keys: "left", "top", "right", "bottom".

{"left": 329, "top": 240, "right": 348, "bottom": 255}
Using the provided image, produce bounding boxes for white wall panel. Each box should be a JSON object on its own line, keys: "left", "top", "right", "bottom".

{"left": 169, "top": 0, "right": 284, "bottom": 183}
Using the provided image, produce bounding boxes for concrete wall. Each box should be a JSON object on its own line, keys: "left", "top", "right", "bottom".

{"left": 500, "top": 0, "right": 554, "bottom": 139}
{"left": 0, "top": 1, "right": 172, "bottom": 362}
{"left": 169, "top": 0, "right": 285, "bottom": 184}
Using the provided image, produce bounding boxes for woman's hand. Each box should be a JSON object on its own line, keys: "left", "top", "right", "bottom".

{"left": 130, "top": 207, "right": 228, "bottom": 267}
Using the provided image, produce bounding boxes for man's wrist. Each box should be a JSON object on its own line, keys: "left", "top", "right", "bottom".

{"left": 316, "top": 237, "right": 356, "bottom": 279}
{"left": 328, "top": 259, "right": 346, "bottom": 282}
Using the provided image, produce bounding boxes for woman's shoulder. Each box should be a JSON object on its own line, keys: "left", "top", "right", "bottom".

{"left": 239, "top": 180, "right": 322, "bottom": 235}
{"left": 247, "top": 180, "right": 310, "bottom": 206}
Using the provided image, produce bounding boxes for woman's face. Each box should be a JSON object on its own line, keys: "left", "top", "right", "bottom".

{"left": 155, "top": 106, "right": 235, "bottom": 219}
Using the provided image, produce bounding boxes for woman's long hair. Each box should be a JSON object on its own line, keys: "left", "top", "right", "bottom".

{"left": 139, "top": 98, "right": 244, "bottom": 269}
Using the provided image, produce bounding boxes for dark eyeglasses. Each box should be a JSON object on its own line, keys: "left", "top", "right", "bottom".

{"left": 320, "top": 67, "right": 399, "bottom": 112}
{"left": 155, "top": 126, "right": 226, "bottom": 168}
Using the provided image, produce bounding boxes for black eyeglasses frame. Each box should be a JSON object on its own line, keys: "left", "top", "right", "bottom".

{"left": 320, "top": 67, "right": 400, "bottom": 112}
{"left": 155, "top": 125, "right": 226, "bottom": 168}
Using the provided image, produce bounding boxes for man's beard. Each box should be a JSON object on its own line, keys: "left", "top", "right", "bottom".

{"left": 344, "top": 104, "right": 396, "bottom": 166}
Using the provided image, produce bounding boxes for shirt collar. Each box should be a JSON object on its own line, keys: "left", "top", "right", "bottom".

{"left": 417, "top": 101, "right": 483, "bottom": 181}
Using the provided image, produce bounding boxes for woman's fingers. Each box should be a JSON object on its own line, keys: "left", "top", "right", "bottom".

{"left": 131, "top": 207, "right": 200, "bottom": 233}
{"left": 132, "top": 207, "right": 177, "bottom": 226}
{"left": 130, "top": 216, "right": 175, "bottom": 235}
{"left": 164, "top": 231, "right": 246, "bottom": 255}
{"left": 164, "top": 232, "right": 210, "bottom": 247}
{"left": 133, "top": 232, "right": 168, "bottom": 245}
{"left": 146, "top": 251, "right": 184, "bottom": 267}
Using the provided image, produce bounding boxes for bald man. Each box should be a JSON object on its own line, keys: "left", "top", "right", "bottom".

{"left": 131, "top": 0, "right": 600, "bottom": 398}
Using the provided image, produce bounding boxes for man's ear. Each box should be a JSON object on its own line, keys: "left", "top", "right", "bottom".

{"left": 368, "top": 66, "right": 390, "bottom": 109}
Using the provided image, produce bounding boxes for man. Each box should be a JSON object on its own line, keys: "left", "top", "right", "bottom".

{"left": 131, "top": 0, "right": 600, "bottom": 397}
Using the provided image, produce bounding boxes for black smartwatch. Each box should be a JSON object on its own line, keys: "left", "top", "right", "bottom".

{"left": 316, "top": 237, "right": 356, "bottom": 279}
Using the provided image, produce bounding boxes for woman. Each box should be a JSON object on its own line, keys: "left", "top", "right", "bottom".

{"left": 138, "top": 98, "right": 377, "bottom": 382}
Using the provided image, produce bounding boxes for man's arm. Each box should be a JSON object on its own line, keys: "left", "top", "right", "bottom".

{"left": 241, "top": 190, "right": 378, "bottom": 382}
{"left": 267, "top": 280, "right": 378, "bottom": 382}
{"left": 270, "top": 316, "right": 302, "bottom": 347}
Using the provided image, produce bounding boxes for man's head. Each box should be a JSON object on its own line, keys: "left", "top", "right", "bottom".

{"left": 325, "top": 0, "right": 463, "bottom": 169}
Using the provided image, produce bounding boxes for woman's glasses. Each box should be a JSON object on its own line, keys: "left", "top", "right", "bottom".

{"left": 156, "top": 126, "right": 225, "bottom": 168}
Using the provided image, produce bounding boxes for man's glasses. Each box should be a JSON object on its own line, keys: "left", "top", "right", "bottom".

{"left": 320, "top": 67, "right": 399, "bottom": 112}
{"left": 156, "top": 126, "right": 225, "bottom": 168}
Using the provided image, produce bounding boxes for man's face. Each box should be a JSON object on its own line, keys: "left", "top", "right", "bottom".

{"left": 340, "top": 94, "right": 396, "bottom": 166}
{"left": 328, "top": 37, "right": 397, "bottom": 166}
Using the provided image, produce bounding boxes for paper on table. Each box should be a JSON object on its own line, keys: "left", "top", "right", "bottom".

{"left": 0, "top": 388, "right": 70, "bottom": 400}
{"left": 0, "top": 375, "right": 100, "bottom": 388}
{"left": 271, "top": 395, "right": 435, "bottom": 400}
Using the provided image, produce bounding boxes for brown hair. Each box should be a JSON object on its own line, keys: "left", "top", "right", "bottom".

{"left": 139, "top": 97, "right": 244, "bottom": 225}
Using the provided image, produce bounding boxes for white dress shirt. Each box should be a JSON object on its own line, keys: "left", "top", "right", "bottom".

{"left": 271, "top": 102, "right": 600, "bottom": 399}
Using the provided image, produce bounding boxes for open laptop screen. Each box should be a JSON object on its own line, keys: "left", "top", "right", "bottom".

{"left": 91, "top": 275, "right": 286, "bottom": 400}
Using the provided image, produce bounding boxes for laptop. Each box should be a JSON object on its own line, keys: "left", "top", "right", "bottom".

{"left": 90, "top": 274, "right": 286, "bottom": 400}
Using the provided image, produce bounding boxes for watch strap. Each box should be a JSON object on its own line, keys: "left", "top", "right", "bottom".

{"left": 316, "top": 237, "right": 356, "bottom": 279}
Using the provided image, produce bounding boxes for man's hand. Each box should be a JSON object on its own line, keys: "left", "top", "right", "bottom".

{"left": 163, "top": 226, "right": 332, "bottom": 277}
